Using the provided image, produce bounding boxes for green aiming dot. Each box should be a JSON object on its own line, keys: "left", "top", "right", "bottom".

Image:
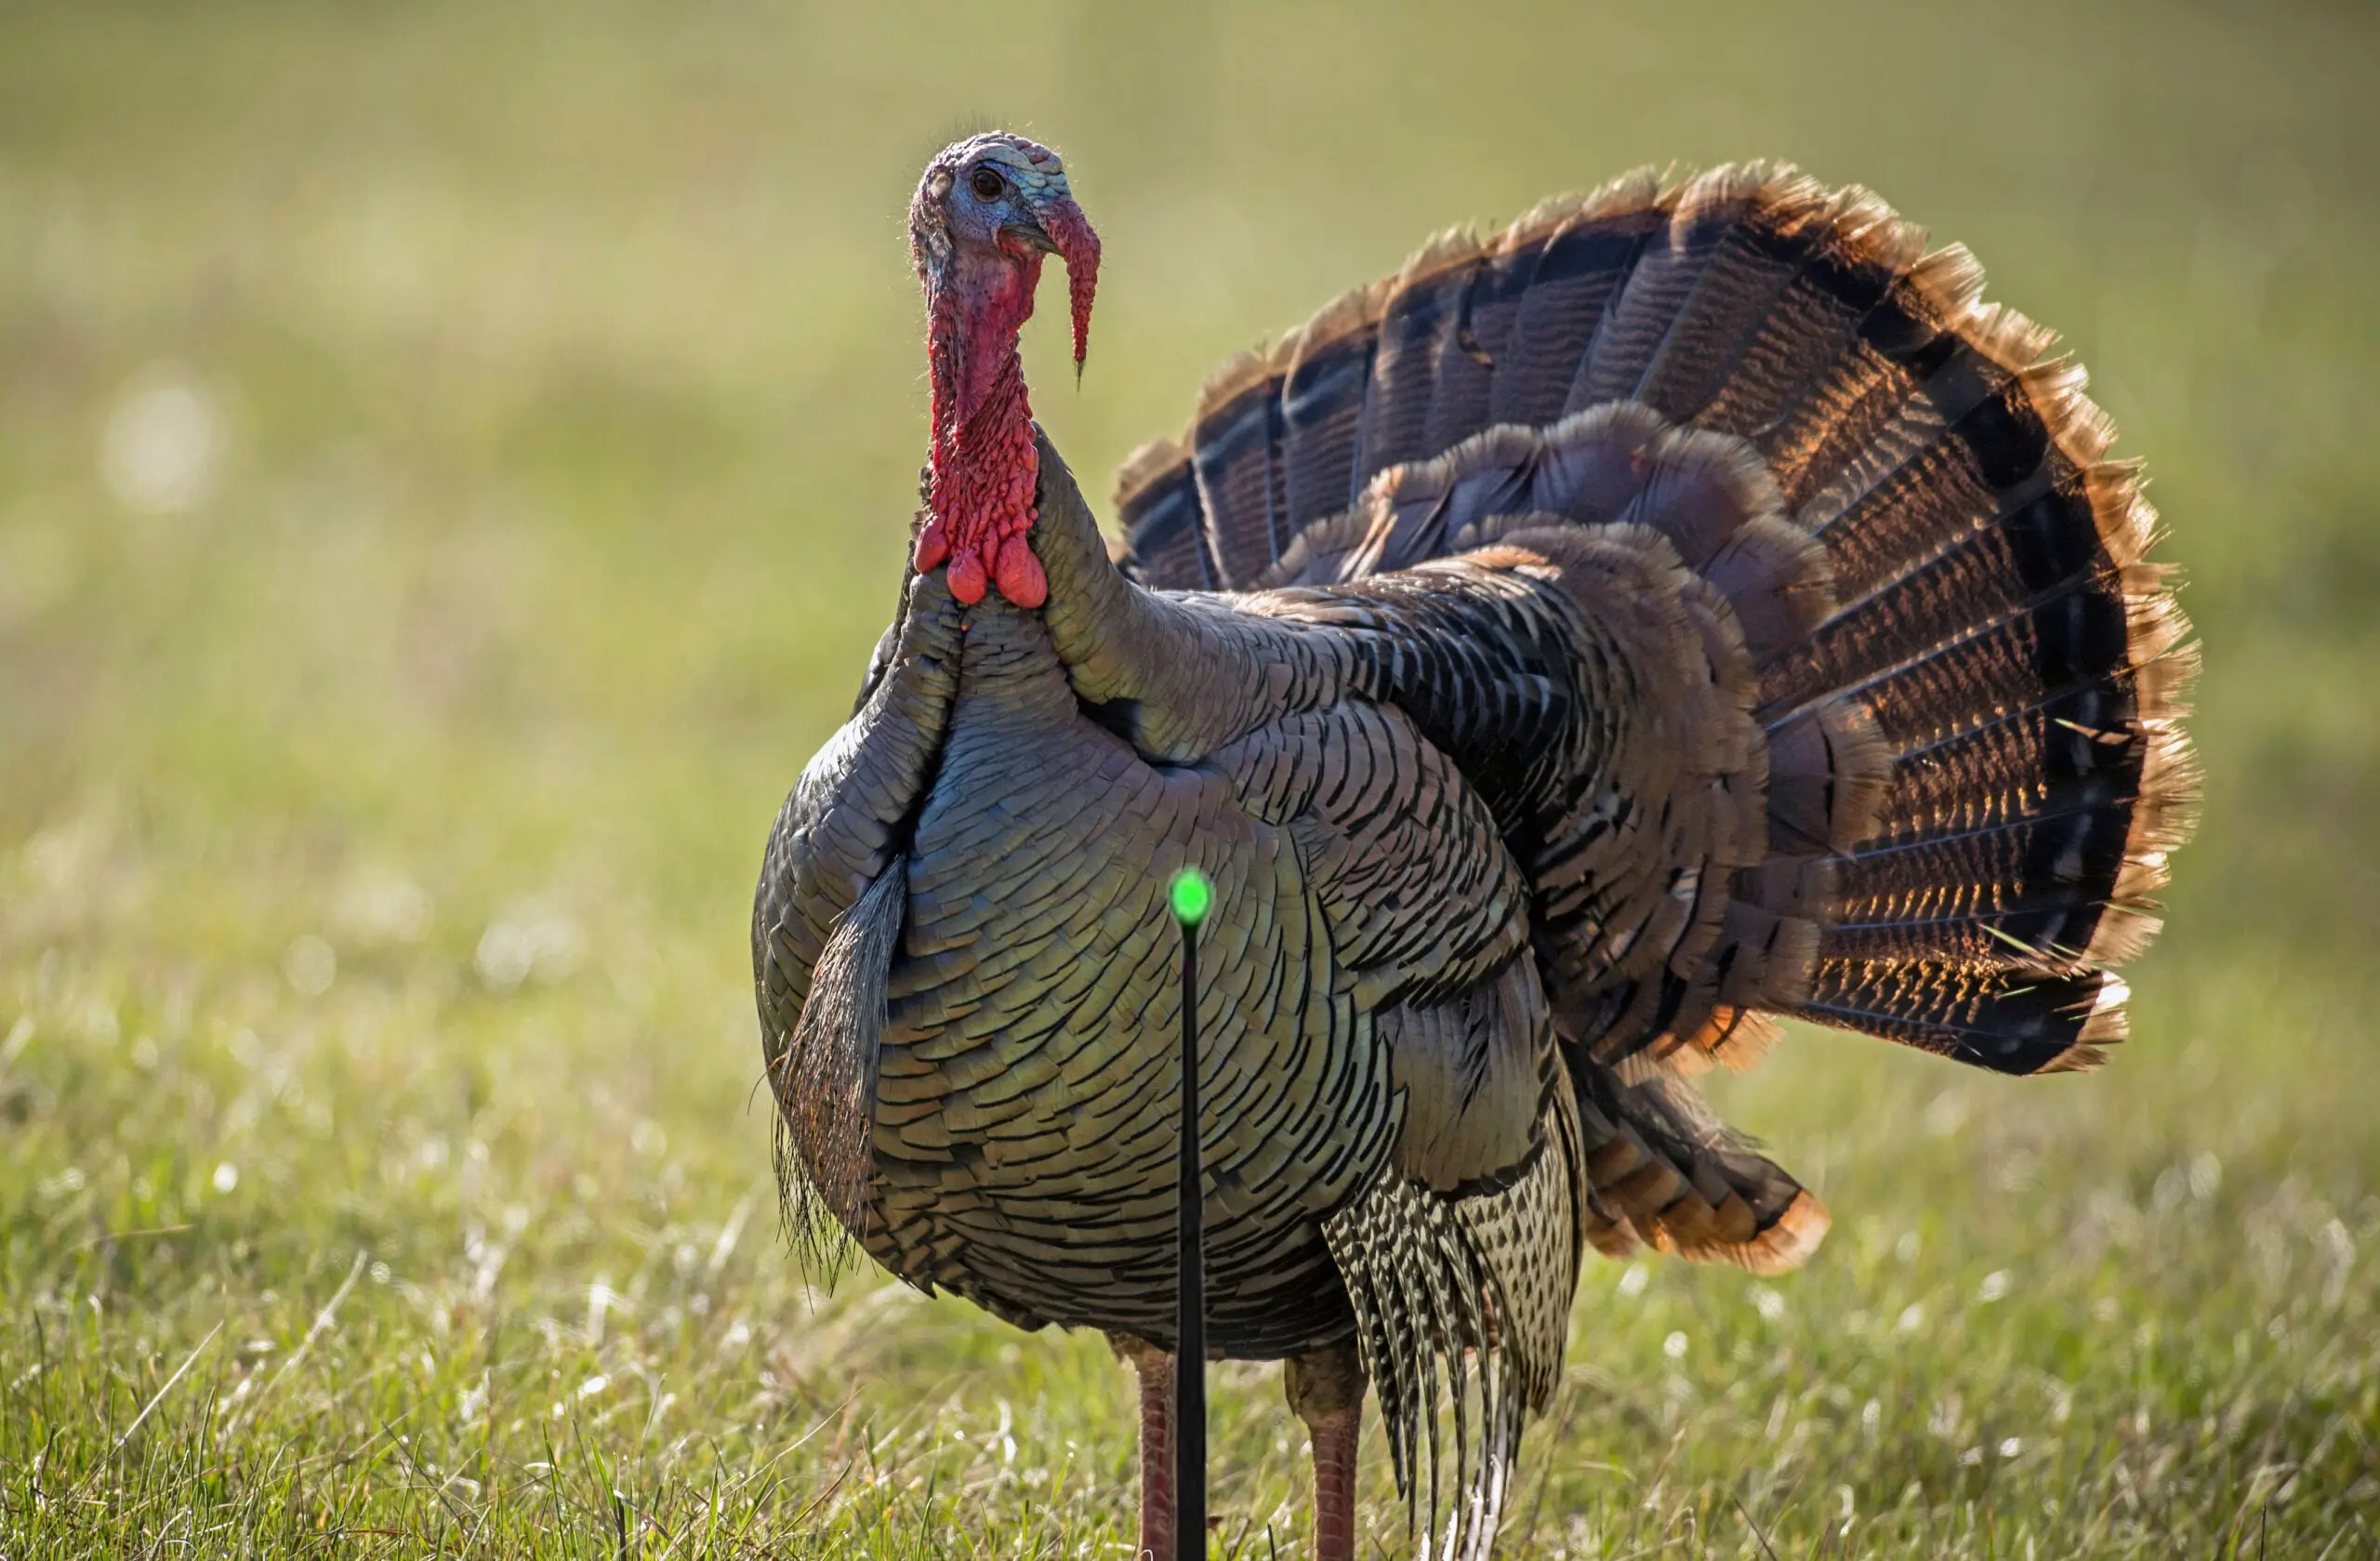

{"left": 1169, "top": 867, "right": 1213, "bottom": 928}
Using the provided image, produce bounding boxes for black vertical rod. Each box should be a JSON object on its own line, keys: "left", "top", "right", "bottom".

{"left": 1173, "top": 908, "right": 1206, "bottom": 1557}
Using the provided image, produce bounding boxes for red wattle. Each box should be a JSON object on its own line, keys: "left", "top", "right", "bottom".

{"left": 995, "top": 534, "right": 1047, "bottom": 609}
{"left": 923, "top": 286, "right": 1044, "bottom": 608}
{"left": 946, "top": 547, "right": 988, "bottom": 604}
{"left": 914, "top": 517, "right": 951, "bottom": 572}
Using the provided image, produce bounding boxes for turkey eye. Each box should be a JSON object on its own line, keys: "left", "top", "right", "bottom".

{"left": 969, "top": 166, "right": 1006, "bottom": 201}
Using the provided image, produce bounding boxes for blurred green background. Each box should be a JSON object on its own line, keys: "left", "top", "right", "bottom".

{"left": 3, "top": 2, "right": 2374, "bottom": 1554}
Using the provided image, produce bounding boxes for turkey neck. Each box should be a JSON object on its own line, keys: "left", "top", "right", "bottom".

{"left": 912, "top": 293, "right": 1363, "bottom": 766}
{"left": 919, "top": 246, "right": 1049, "bottom": 608}
{"left": 1024, "top": 432, "right": 1378, "bottom": 763}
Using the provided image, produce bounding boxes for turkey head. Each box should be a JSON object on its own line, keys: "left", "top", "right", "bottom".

{"left": 908, "top": 132, "right": 1101, "bottom": 609}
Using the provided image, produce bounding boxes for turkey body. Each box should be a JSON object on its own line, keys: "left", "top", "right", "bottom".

{"left": 851, "top": 586, "right": 1409, "bottom": 1359}
{"left": 754, "top": 161, "right": 2197, "bottom": 1554}
{"left": 760, "top": 518, "right": 1588, "bottom": 1364}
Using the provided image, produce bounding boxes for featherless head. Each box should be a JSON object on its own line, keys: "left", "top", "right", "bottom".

{"left": 910, "top": 133, "right": 1100, "bottom": 366}
{"left": 907, "top": 133, "right": 1102, "bottom": 609}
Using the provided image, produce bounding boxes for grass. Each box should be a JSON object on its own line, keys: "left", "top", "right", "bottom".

{"left": 2, "top": 0, "right": 2377, "bottom": 1554}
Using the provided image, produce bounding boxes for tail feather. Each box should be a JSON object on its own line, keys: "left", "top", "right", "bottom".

{"left": 1694, "top": 188, "right": 1921, "bottom": 442}
{"left": 1799, "top": 960, "right": 2125, "bottom": 1075}
{"left": 1800, "top": 295, "right": 2073, "bottom": 522}
{"left": 1875, "top": 687, "right": 2159, "bottom": 843}
{"left": 1750, "top": 247, "right": 1970, "bottom": 513}
{"left": 1421, "top": 225, "right": 1537, "bottom": 456}
{"left": 1487, "top": 179, "right": 1663, "bottom": 430}
{"left": 1282, "top": 280, "right": 1391, "bottom": 544}
{"left": 1794, "top": 336, "right": 2065, "bottom": 596}
{"left": 1572, "top": 1056, "right": 1829, "bottom": 1275}
{"left": 1827, "top": 809, "right": 2152, "bottom": 966}
{"left": 1188, "top": 351, "right": 1289, "bottom": 586}
{"left": 1110, "top": 439, "right": 1210, "bottom": 589}
{"left": 1356, "top": 232, "right": 1487, "bottom": 488}
{"left": 1574, "top": 165, "right": 1827, "bottom": 418}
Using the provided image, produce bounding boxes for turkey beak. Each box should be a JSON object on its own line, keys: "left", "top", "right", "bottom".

{"left": 1017, "top": 188, "right": 1101, "bottom": 379}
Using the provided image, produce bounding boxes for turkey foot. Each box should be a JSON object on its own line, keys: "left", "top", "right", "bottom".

{"left": 1287, "top": 1343, "right": 1367, "bottom": 1561}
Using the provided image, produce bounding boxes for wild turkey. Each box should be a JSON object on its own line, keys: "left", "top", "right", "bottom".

{"left": 752, "top": 132, "right": 2197, "bottom": 1560}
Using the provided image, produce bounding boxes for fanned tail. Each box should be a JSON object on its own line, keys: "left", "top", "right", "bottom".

{"left": 1117, "top": 162, "right": 2197, "bottom": 1078}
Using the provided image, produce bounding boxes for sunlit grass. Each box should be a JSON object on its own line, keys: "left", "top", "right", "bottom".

{"left": 3, "top": 0, "right": 2377, "bottom": 1554}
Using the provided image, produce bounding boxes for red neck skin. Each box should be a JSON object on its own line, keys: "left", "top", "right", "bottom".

{"left": 912, "top": 243, "right": 1049, "bottom": 609}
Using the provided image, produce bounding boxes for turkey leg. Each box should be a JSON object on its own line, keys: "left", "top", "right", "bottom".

{"left": 1287, "top": 1343, "right": 1367, "bottom": 1561}
{"left": 1111, "top": 1334, "right": 1177, "bottom": 1560}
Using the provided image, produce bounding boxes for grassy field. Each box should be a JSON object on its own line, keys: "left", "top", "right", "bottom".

{"left": 4, "top": 1, "right": 2377, "bottom": 1554}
